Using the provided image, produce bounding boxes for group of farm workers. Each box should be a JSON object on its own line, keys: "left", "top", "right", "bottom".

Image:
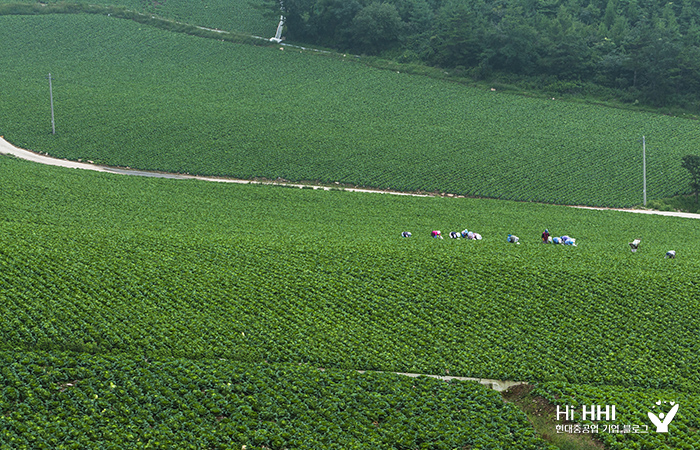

{"left": 427, "top": 230, "right": 483, "bottom": 240}
{"left": 402, "top": 229, "right": 676, "bottom": 258}
{"left": 504, "top": 230, "right": 576, "bottom": 246}
{"left": 401, "top": 230, "right": 483, "bottom": 239}
{"left": 540, "top": 229, "right": 577, "bottom": 246}
{"left": 401, "top": 230, "right": 561, "bottom": 243}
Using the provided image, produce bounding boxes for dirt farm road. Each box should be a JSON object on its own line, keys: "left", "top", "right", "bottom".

{"left": 3, "top": 137, "right": 699, "bottom": 221}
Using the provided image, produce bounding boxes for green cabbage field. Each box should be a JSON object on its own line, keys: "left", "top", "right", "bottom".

{"left": 1, "top": 13, "right": 700, "bottom": 207}
{"left": 2, "top": 4, "right": 700, "bottom": 448}
{"left": 1, "top": 154, "right": 699, "bottom": 447}
{"left": 2, "top": 156, "right": 699, "bottom": 387}
{"left": 0, "top": 351, "right": 555, "bottom": 450}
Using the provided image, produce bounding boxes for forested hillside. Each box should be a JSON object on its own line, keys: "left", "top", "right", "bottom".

{"left": 271, "top": 0, "right": 700, "bottom": 112}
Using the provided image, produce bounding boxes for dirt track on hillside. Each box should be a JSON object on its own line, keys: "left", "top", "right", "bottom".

{"left": 2, "top": 136, "right": 699, "bottom": 219}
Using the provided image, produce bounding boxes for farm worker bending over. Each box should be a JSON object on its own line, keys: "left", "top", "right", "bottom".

{"left": 562, "top": 236, "right": 577, "bottom": 246}
{"left": 401, "top": 231, "right": 412, "bottom": 238}
{"left": 666, "top": 250, "right": 676, "bottom": 259}
{"left": 629, "top": 239, "right": 641, "bottom": 252}
{"left": 507, "top": 234, "right": 520, "bottom": 244}
{"left": 542, "top": 229, "right": 550, "bottom": 243}
{"left": 552, "top": 237, "right": 561, "bottom": 244}
{"left": 432, "top": 230, "right": 443, "bottom": 239}
{"left": 559, "top": 235, "right": 576, "bottom": 246}
{"left": 460, "top": 229, "right": 482, "bottom": 240}
{"left": 449, "top": 232, "right": 460, "bottom": 239}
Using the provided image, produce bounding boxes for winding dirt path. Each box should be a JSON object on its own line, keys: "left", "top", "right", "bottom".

{"left": 360, "top": 371, "right": 526, "bottom": 392}
{"left": 0, "top": 137, "right": 432, "bottom": 196}
{"left": 3, "top": 137, "right": 700, "bottom": 221}
{"left": 571, "top": 205, "right": 700, "bottom": 219}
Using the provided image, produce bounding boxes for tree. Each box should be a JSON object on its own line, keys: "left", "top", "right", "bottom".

{"left": 480, "top": 10, "right": 540, "bottom": 75}
{"left": 426, "top": 2, "right": 484, "bottom": 69}
{"left": 313, "top": 0, "right": 364, "bottom": 48}
{"left": 681, "top": 154, "right": 700, "bottom": 203}
{"left": 350, "top": 2, "right": 405, "bottom": 54}
{"left": 602, "top": 0, "right": 616, "bottom": 29}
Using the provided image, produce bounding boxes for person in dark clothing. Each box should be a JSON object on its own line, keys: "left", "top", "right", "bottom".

{"left": 629, "top": 239, "right": 641, "bottom": 252}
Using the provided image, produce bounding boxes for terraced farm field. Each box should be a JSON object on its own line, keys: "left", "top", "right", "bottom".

{"left": 2, "top": 13, "right": 700, "bottom": 207}
{"left": 1, "top": 154, "right": 699, "bottom": 447}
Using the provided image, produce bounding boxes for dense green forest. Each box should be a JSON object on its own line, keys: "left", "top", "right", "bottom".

{"left": 269, "top": 0, "right": 700, "bottom": 112}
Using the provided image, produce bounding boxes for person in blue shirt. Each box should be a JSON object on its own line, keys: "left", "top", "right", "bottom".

{"left": 562, "top": 236, "right": 576, "bottom": 246}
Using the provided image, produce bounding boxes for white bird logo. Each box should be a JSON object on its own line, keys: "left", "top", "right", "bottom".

{"left": 648, "top": 401, "right": 679, "bottom": 433}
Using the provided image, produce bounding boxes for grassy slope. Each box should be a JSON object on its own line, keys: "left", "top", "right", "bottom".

{"left": 0, "top": 0, "right": 274, "bottom": 35}
{"left": 1, "top": 14, "right": 699, "bottom": 207}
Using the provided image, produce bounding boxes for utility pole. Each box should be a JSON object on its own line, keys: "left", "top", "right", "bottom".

{"left": 642, "top": 135, "right": 646, "bottom": 206}
{"left": 48, "top": 73, "right": 55, "bottom": 135}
